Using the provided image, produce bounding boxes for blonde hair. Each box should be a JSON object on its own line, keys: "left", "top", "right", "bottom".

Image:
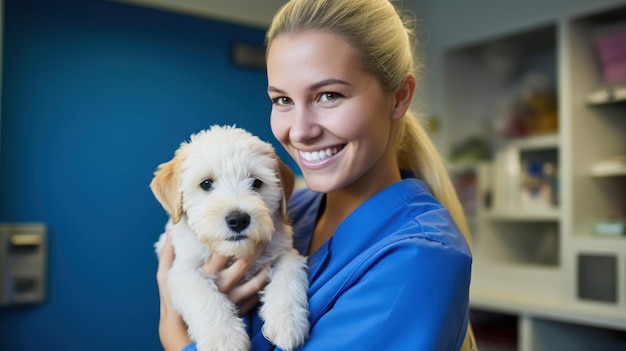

{"left": 267, "top": 1, "right": 475, "bottom": 349}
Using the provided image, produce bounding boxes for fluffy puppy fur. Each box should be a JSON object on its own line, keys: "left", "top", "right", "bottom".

{"left": 151, "top": 125, "right": 309, "bottom": 351}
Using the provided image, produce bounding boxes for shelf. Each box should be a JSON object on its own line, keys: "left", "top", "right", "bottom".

{"left": 470, "top": 288, "right": 626, "bottom": 332}
{"left": 441, "top": 1, "right": 626, "bottom": 348}
{"left": 590, "top": 156, "right": 626, "bottom": 177}
{"left": 591, "top": 168, "right": 626, "bottom": 177}
{"left": 587, "top": 86, "right": 626, "bottom": 105}
{"left": 494, "top": 133, "right": 559, "bottom": 151}
{"left": 571, "top": 236, "right": 626, "bottom": 250}
{"left": 484, "top": 209, "right": 560, "bottom": 222}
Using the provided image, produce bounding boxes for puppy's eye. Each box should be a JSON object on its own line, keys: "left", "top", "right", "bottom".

{"left": 200, "top": 179, "right": 214, "bottom": 191}
{"left": 251, "top": 178, "right": 263, "bottom": 190}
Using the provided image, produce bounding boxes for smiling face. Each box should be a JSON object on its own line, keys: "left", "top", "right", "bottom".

{"left": 267, "top": 31, "right": 404, "bottom": 197}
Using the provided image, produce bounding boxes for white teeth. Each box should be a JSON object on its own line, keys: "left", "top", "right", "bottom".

{"left": 300, "top": 147, "right": 339, "bottom": 162}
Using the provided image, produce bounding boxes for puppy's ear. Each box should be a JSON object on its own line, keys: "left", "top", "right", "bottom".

{"left": 150, "top": 148, "right": 185, "bottom": 224}
{"left": 275, "top": 156, "right": 295, "bottom": 223}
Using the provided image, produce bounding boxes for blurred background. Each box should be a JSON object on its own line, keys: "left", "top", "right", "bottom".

{"left": 0, "top": 0, "right": 625, "bottom": 350}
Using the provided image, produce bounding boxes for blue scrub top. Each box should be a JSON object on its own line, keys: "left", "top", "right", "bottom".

{"left": 184, "top": 177, "right": 472, "bottom": 351}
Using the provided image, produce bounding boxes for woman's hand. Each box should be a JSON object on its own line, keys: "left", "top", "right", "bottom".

{"left": 156, "top": 235, "right": 270, "bottom": 350}
{"left": 202, "top": 242, "right": 270, "bottom": 316}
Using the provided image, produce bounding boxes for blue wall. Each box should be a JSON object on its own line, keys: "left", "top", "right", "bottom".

{"left": 0, "top": 0, "right": 288, "bottom": 349}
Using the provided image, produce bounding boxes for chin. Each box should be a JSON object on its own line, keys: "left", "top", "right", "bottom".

{"left": 300, "top": 173, "right": 345, "bottom": 194}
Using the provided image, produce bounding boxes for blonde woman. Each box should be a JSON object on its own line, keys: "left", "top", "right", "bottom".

{"left": 157, "top": 0, "right": 475, "bottom": 349}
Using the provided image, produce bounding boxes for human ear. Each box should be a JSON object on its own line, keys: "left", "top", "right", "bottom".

{"left": 391, "top": 74, "right": 416, "bottom": 121}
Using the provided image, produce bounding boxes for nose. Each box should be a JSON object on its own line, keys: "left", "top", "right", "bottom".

{"left": 289, "top": 106, "right": 322, "bottom": 142}
{"left": 225, "top": 212, "right": 251, "bottom": 233}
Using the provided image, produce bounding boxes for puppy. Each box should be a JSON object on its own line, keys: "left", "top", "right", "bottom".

{"left": 151, "top": 125, "right": 309, "bottom": 351}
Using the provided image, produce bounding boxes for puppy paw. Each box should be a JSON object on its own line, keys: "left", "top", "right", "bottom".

{"left": 262, "top": 311, "right": 309, "bottom": 351}
{"left": 188, "top": 301, "right": 250, "bottom": 351}
{"left": 260, "top": 251, "right": 310, "bottom": 350}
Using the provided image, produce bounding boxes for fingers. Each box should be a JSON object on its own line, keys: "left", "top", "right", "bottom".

{"left": 157, "top": 237, "right": 175, "bottom": 289}
{"left": 157, "top": 236, "right": 178, "bottom": 317}
{"left": 214, "top": 257, "right": 251, "bottom": 293}
{"left": 229, "top": 266, "right": 270, "bottom": 305}
{"left": 232, "top": 266, "right": 269, "bottom": 317}
{"left": 202, "top": 253, "right": 230, "bottom": 277}
{"left": 201, "top": 242, "right": 268, "bottom": 292}
{"left": 199, "top": 243, "right": 271, "bottom": 315}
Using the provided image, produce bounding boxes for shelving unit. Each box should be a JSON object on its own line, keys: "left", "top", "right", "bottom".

{"left": 443, "top": 1, "right": 626, "bottom": 349}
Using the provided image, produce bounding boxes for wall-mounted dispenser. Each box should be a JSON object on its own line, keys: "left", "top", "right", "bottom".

{"left": 0, "top": 223, "right": 47, "bottom": 306}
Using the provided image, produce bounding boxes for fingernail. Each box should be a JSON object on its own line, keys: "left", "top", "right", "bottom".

{"left": 166, "top": 228, "right": 173, "bottom": 241}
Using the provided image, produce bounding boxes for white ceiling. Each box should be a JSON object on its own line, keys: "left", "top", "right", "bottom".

{"left": 113, "top": 0, "right": 289, "bottom": 28}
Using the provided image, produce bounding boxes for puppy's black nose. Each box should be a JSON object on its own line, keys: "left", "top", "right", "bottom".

{"left": 225, "top": 212, "right": 251, "bottom": 233}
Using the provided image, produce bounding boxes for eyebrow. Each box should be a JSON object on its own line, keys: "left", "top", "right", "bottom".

{"left": 267, "top": 78, "right": 352, "bottom": 94}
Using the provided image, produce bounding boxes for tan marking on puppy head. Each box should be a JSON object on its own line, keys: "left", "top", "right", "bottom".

{"left": 149, "top": 143, "right": 187, "bottom": 224}
{"left": 275, "top": 156, "right": 295, "bottom": 224}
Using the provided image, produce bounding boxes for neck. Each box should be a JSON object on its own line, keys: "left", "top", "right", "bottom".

{"left": 325, "top": 165, "right": 401, "bottom": 222}
{"left": 307, "top": 160, "right": 402, "bottom": 255}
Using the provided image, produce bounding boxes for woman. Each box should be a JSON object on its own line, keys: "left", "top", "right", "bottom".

{"left": 158, "top": 0, "right": 475, "bottom": 349}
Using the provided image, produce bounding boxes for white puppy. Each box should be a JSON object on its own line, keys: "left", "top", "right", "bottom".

{"left": 151, "top": 125, "right": 309, "bottom": 351}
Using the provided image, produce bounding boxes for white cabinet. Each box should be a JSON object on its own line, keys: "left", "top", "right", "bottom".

{"left": 443, "top": 1, "right": 626, "bottom": 349}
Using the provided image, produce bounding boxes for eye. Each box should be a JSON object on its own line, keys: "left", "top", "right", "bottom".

{"left": 271, "top": 96, "right": 292, "bottom": 106}
{"left": 318, "top": 92, "right": 342, "bottom": 103}
{"left": 200, "top": 179, "right": 213, "bottom": 191}
{"left": 251, "top": 178, "right": 263, "bottom": 190}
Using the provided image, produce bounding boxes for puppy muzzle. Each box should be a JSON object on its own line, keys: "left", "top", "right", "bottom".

{"left": 225, "top": 211, "right": 251, "bottom": 240}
